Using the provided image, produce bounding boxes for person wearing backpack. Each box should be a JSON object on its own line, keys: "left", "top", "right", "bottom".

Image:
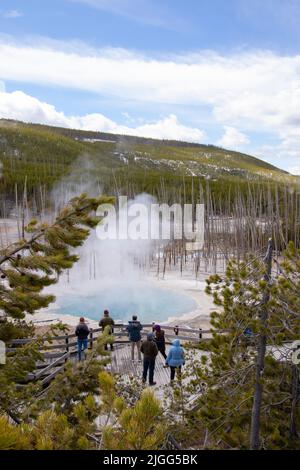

{"left": 140, "top": 333, "right": 158, "bottom": 386}
{"left": 75, "top": 317, "right": 90, "bottom": 361}
{"left": 126, "top": 315, "right": 143, "bottom": 362}
{"left": 153, "top": 324, "right": 167, "bottom": 359}
{"left": 99, "top": 309, "right": 115, "bottom": 351}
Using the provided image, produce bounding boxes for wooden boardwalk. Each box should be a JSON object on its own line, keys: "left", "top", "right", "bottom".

{"left": 109, "top": 343, "right": 171, "bottom": 386}
{"left": 105, "top": 343, "right": 206, "bottom": 409}
{"left": 9, "top": 324, "right": 208, "bottom": 391}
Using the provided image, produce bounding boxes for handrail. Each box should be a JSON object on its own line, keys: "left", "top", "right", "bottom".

{"left": 28, "top": 352, "right": 70, "bottom": 380}
{"left": 9, "top": 323, "right": 211, "bottom": 346}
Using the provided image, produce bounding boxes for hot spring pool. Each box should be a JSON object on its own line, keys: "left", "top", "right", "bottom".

{"left": 54, "top": 282, "right": 197, "bottom": 323}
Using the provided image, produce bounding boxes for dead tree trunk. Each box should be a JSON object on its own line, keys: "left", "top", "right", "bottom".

{"left": 290, "top": 364, "right": 299, "bottom": 439}
{"left": 250, "top": 238, "right": 273, "bottom": 450}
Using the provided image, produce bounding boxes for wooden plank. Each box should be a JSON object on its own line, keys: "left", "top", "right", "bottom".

{"left": 41, "top": 364, "right": 66, "bottom": 386}
{"left": 110, "top": 344, "right": 170, "bottom": 386}
{"left": 44, "top": 351, "right": 74, "bottom": 359}
{"left": 33, "top": 352, "right": 70, "bottom": 379}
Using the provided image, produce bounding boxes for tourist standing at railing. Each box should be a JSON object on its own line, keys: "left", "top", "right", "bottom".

{"left": 153, "top": 324, "right": 167, "bottom": 359}
{"left": 99, "top": 309, "right": 115, "bottom": 351}
{"left": 141, "top": 333, "right": 158, "bottom": 386}
{"left": 166, "top": 339, "right": 185, "bottom": 384}
{"left": 126, "top": 315, "right": 143, "bottom": 362}
{"left": 75, "top": 317, "right": 90, "bottom": 361}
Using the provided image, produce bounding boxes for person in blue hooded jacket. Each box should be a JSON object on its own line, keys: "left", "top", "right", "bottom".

{"left": 166, "top": 339, "right": 185, "bottom": 383}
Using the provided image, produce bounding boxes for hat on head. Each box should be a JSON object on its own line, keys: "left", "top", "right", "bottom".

{"left": 80, "top": 317, "right": 85, "bottom": 322}
{"left": 104, "top": 310, "right": 109, "bottom": 316}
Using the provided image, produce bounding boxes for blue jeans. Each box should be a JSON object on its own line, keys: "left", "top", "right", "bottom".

{"left": 77, "top": 338, "right": 88, "bottom": 361}
{"left": 143, "top": 358, "right": 156, "bottom": 384}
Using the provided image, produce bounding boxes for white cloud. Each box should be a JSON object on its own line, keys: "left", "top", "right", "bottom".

{"left": 217, "top": 126, "right": 250, "bottom": 150}
{"left": 0, "top": 89, "right": 205, "bottom": 142}
{"left": 127, "top": 114, "right": 205, "bottom": 142}
{"left": 255, "top": 137, "right": 300, "bottom": 172}
{"left": 287, "top": 166, "right": 300, "bottom": 175}
{"left": 1, "top": 38, "right": 300, "bottom": 167}
{"left": 2, "top": 10, "right": 23, "bottom": 19}
{"left": 0, "top": 40, "right": 299, "bottom": 129}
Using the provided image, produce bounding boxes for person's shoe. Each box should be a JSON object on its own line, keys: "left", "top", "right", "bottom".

{"left": 149, "top": 382, "right": 156, "bottom": 386}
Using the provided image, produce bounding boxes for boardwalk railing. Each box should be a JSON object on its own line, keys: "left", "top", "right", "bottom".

{"left": 7, "top": 323, "right": 213, "bottom": 386}
{"left": 8, "top": 323, "right": 211, "bottom": 353}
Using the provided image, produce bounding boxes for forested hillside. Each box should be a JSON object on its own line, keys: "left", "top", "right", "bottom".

{"left": 0, "top": 119, "right": 293, "bottom": 215}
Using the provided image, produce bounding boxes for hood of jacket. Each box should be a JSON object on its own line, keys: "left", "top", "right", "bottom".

{"left": 172, "top": 339, "right": 181, "bottom": 347}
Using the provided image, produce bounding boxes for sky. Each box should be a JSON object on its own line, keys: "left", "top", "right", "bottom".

{"left": 0, "top": 1, "right": 300, "bottom": 173}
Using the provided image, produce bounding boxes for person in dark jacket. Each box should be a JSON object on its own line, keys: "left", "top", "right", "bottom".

{"left": 99, "top": 309, "right": 115, "bottom": 351}
{"left": 126, "top": 315, "right": 143, "bottom": 361}
{"left": 75, "top": 317, "right": 90, "bottom": 361}
{"left": 166, "top": 339, "right": 185, "bottom": 383}
{"left": 140, "top": 333, "right": 158, "bottom": 386}
{"left": 153, "top": 324, "right": 167, "bottom": 359}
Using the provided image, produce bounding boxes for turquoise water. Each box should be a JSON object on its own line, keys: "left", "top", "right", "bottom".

{"left": 55, "top": 283, "right": 197, "bottom": 323}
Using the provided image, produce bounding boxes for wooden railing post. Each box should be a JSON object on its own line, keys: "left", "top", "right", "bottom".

{"left": 65, "top": 335, "right": 69, "bottom": 353}
{"left": 89, "top": 330, "right": 93, "bottom": 350}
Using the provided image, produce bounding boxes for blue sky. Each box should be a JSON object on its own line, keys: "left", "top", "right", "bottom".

{"left": 1, "top": 0, "right": 300, "bottom": 172}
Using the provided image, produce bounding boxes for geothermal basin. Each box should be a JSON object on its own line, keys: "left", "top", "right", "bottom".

{"left": 52, "top": 281, "right": 197, "bottom": 324}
